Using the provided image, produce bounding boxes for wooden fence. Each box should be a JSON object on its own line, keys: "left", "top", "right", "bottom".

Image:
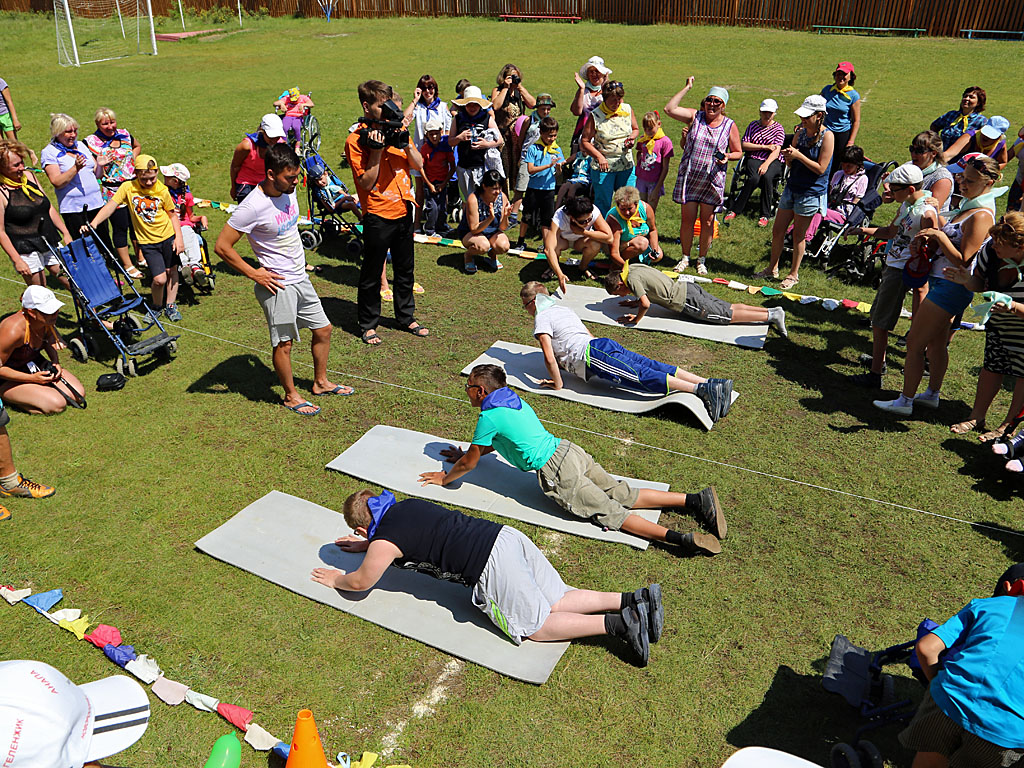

{"left": 4, "top": 0, "right": 1023, "bottom": 36}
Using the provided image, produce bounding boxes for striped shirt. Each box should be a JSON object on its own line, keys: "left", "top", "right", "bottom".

{"left": 741, "top": 120, "right": 785, "bottom": 162}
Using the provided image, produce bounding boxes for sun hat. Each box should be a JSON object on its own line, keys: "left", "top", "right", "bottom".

{"left": 706, "top": 86, "right": 729, "bottom": 105}
{"left": 794, "top": 95, "right": 828, "bottom": 117}
{"left": 452, "top": 86, "right": 492, "bottom": 109}
{"left": 759, "top": 98, "right": 778, "bottom": 113}
{"left": 288, "top": 87, "right": 300, "bottom": 99}
{"left": 259, "top": 113, "right": 286, "bottom": 139}
{"left": 536, "top": 93, "right": 556, "bottom": 108}
{"left": 835, "top": 61, "right": 855, "bottom": 74}
{"left": 579, "top": 56, "right": 612, "bottom": 81}
{"left": 423, "top": 117, "right": 444, "bottom": 133}
{"left": 159, "top": 162, "right": 190, "bottom": 182}
{"left": 133, "top": 154, "right": 158, "bottom": 172}
{"left": 980, "top": 116, "right": 1010, "bottom": 141}
{"left": 21, "top": 285, "right": 64, "bottom": 314}
{"left": 0, "top": 660, "right": 150, "bottom": 768}
{"left": 886, "top": 162, "right": 924, "bottom": 187}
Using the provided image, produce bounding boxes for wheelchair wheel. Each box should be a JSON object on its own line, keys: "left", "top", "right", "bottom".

{"left": 855, "top": 741, "right": 883, "bottom": 768}
{"left": 450, "top": 205, "right": 462, "bottom": 224}
{"left": 160, "top": 339, "right": 178, "bottom": 360}
{"left": 68, "top": 337, "right": 88, "bottom": 364}
{"left": 303, "top": 115, "right": 321, "bottom": 154}
{"left": 830, "top": 743, "right": 862, "bottom": 768}
{"left": 300, "top": 230, "right": 319, "bottom": 251}
{"left": 206, "top": 274, "right": 216, "bottom": 291}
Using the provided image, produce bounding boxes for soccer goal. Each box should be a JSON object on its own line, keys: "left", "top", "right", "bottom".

{"left": 54, "top": 0, "right": 157, "bottom": 67}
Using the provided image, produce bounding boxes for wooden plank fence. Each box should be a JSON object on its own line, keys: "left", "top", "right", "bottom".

{"left": 2, "top": 0, "right": 1021, "bottom": 35}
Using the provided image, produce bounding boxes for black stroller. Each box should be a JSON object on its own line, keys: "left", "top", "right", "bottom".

{"left": 299, "top": 152, "right": 363, "bottom": 257}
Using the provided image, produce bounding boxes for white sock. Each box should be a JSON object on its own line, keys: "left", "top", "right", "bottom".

{"left": 0, "top": 471, "right": 20, "bottom": 490}
{"left": 896, "top": 394, "right": 914, "bottom": 407}
{"left": 921, "top": 387, "right": 940, "bottom": 399}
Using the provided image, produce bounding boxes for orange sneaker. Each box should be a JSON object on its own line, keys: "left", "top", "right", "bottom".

{"left": 0, "top": 475, "right": 56, "bottom": 499}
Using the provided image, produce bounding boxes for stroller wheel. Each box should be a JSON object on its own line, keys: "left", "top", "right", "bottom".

{"left": 830, "top": 743, "right": 862, "bottom": 768}
{"left": 321, "top": 219, "right": 340, "bottom": 238}
{"left": 855, "top": 741, "right": 883, "bottom": 768}
{"left": 161, "top": 340, "right": 178, "bottom": 359}
{"left": 345, "top": 238, "right": 363, "bottom": 258}
{"left": 115, "top": 357, "right": 138, "bottom": 378}
{"left": 68, "top": 337, "right": 88, "bottom": 364}
{"left": 450, "top": 206, "right": 462, "bottom": 224}
{"left": 206, "top": 274, "right": 216, "bottom": 291}
{"left": 300, "top": 230, "right": 319, "bottom": 251}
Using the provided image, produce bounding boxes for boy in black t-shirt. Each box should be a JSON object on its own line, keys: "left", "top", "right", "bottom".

{"left": 310, "top": 488, "right": 662, "bottom": 665}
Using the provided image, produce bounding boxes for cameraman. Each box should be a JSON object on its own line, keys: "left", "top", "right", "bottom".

{"left": 345, "top": 80, "right": 429, "bottom": 346}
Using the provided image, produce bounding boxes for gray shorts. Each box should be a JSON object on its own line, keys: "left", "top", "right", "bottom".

{"left": 515, "top": 158, "right": 531, "bottom": 193}
{"left": 537, "top": 440, "right": 638, "bottom": 530}
{"left": 472, "top": 526, "right": 573, "bottom": 644}
{"left": 254, "top": 276, "right": 330, "bottom": 347}
{"left": 681, "top": 284, "right": 733, "bottom": 324}
{"left": 870, "top": 266, "right": 910, "bottom": 331}
{"left": 899, "top": 688, "right": 1024, "bottom": 768}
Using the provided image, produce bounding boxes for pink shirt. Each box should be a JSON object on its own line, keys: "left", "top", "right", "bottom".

{"left": 283, "top": 95, "right": 313, "bottom": 117}
{"left": 636, "top": 135, "right": 674, "bottom": 183}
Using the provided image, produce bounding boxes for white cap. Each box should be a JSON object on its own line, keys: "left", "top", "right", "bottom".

{"left": 423, "top": 117, "right": 444, "bottom": 133}
{"left": 158, "top": 162, "right": 190, "bottom": 182}
{"left": 579, "top": 56, "right": 612, "bottom": 79}
{"left": 259, "top": 113, "right": 286, "bottom": 139}
{"left": 794, "top": 95, "right": 828, "bottom": 118}
{"left": 886, "top": 162, "right": 924, "bottom": 186}
{"left": 21, "top": 286, "right": 64, "bottom": 315}
{"left": 980, "top": 115, "right": 1010, "bottom": 141}
{"left": 759, "top": 98, "right": 779, "bottom": 113}
{"left": 0, "top": 660, "right": 150, "bottom": 768}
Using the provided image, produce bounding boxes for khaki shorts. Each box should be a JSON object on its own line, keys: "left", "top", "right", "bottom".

{"left": 870, "top": 266, "right": 910, "bottom": 332}
{"left": 537, "top": 440, "right": 638, "bottom": 530}
{"left": 899, "top": 688, "right": 1024, "bottom": 768}
{"left": 254, "top": 276, "right": 330, "bottom": 347}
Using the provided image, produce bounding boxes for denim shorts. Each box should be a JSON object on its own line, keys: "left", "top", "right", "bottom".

{"left": 778, "top": 185, "right": 826, "bottom": 217}
{"left": 925, "top": 276, "right": 974, "bottom": 316}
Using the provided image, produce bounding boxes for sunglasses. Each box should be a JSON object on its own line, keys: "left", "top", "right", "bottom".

{"left": 909, "top": 145, "right": 930, "bottom": 154}
{"left": 572, "top": 215, "right": 593, "bottom": 227}
{"left": 706, "top": 98, "right": 724, "bottom": 106}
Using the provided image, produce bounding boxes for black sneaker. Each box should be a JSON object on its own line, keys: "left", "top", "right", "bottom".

{"left": 849, "top": 371, "right": 883, "bottom": 389}
{"left": 631, "top": 584, "right": 664, "bottom": 643}
{"left": 621, "top": 602, "right": 650, "bottom": 666}
{"left": 682, "top": 532, "right": 722, "bottom": 556}
{"left": 695, "top": 382, "right": 721, "bottom": 424}
{"left": 896, "top": 334, "right": 907, "bottom": 348}
{"left": 858, "top": 353, "right": 887, "bottom": 374}
{"left": 709, "top": 378, "right": 734, "bottom": 418}
{"left": 696, "top": 486, "right": 726, "bottom": 538}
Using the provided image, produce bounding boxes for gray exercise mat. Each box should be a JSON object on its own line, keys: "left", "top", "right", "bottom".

{"left": 326, "top": 425, "right": 665, "bottom": 549}
{"left": 461, "top": 340, "right": 739, "bottom": 430}
{"left": 195, "top": 491, "right": 568, "bottom": 684}
{"left": 557, "top": 283, "right": 767, "bottom": 349}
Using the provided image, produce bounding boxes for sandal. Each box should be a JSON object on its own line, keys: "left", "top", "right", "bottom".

{"left": 380, "top": 289, "right": 394, "bottom": 301}
{"left": 778, "top": 275, "right": 799, "bottom": 290}
{"left": 125, "top": 266, "right": 144, "bottom": 280}
{"left": 753, "top": 267, "right": 778, "bottom": 280}
{"left": 284, "top": 400, "right": 321, "bottom": 416}
{"left": 406, "top": 322, "right": 429, "bottom": 338}
{"left": 978, "top": 427, "right": 1006, "bottom": 443}
{"left": 540, "top": 268, "right": 556, "bottom": 281}
{"left": 361, "top": 330, "right": 383, "bottom": 346}
{"left": 951, "top": 419, "right": 984, "bottom": 435}
{"left": 413, "top": 282, "right": 425, "bottom": 294}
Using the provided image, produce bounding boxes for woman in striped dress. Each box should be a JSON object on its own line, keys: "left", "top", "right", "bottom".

{"left": 665, "top": 78, "right": 741, "bottom": 275}
{"left": 943, "top": 212, "right": 1024, "bottom": 440}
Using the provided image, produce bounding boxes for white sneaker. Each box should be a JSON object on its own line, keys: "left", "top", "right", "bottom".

{"left": 873, "top": 397, "right": 913, "bottom": 416}
{"left": 914, "top": 391, "right": 940, "bottom": 409}
{"left": 696, "top": 261, "right": 708, "bottom": 276}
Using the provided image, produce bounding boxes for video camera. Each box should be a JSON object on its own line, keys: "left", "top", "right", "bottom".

{"left": 357, "top": 99, "right": 410, "bottom": 150}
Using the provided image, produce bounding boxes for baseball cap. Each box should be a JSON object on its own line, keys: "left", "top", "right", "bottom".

{"left": 835, "top": 61, "right": 855, "bottom": 74}
{"left": 423, "top": 117, "right": 444, "bottom": 133}
{"left": 259, "top": 113, "right": 286, "bottom": 139}
{"left": 159, "top": 162, "right": 190, "bottom": 182}
{"left": 536, "top": 93, "right": 556, "bottom": 108}
{"left": 759, "top": 98, "right": 778, "bottom": 113}
{"left": 133, "top": 154, "right": 158, "bottom": 172}
{"left": 980, "top": 115, "right": 1010, "bottom": 140}
{"left": 794, "top": 95, "right": 828, "bottom": 117}
{"left": 0, "top": 660, "right": 150, "bottom": 768}
{"left": 947, "top": 151, "right": 984, "bottom": 174}
{"left": 886, "top": 162, "right": 924, "bottom": 187}
{"left": 21, "top": 286, "right": 64, "bottom": 315}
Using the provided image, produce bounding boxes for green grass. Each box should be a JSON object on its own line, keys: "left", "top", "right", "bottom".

{"left": 2, "top": 13, "right": 1024, "bottom": 768}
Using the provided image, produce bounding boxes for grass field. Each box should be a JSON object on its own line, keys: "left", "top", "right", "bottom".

{"left": 2, "top": 12, "right": 1024, "bottom": 768}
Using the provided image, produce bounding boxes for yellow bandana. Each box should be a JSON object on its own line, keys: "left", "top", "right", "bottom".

{"left": 620, "top": 262, "right": 629, "bottom": 282}
{"left": 541, "top": 140, "right": 561, "bottom": 157}
{"left": 599, "top": 102, "right": 629, "bottom": 119}
{"left": 0, "top": 174, "right": 44, "bottom": 201}
{"left": 613, "top": 205, "right": 645, "bottom": 237}
{"left": 830, "top": 84, "right": 854, "bottom": 101}
{"left": 642, "top": 127, "right": 666, "bottom": 154}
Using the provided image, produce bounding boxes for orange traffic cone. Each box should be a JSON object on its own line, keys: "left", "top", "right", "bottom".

{"left": 284, "top": 709, "right": 330, "bottom": 768}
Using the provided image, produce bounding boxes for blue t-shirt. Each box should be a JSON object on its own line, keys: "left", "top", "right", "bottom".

{"left": 39, "top": 139, "right": 104, "bottom": 214}
{"left": 525, "top": 143, "right": 564, "bottom": 191}
{"left": 471, "top": 394, "right": 560, "bottom": 472}
{"left": 929, "top": 596, "right": 1024, "bottom": 748}
{"left": 820, "top": 85, "right": 860, "bottom": 134}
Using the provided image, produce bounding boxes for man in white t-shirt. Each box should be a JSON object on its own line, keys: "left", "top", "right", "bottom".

{"left": 542, "top": 194, "right": 613, "bottom": 293}
{"left": 215, "top": 143, "right": 353, "bottom": 416}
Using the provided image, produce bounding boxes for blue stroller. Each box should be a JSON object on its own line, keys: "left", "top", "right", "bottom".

{"left": 300, "top": 152, "right": 363, "bottom": 257}
{"left": 45, "top": 231, "right": 180, "bottom": 377}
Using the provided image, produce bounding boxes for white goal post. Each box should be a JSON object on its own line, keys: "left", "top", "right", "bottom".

{"left": 54, "top": 0, "right": 157, "bottom": 67}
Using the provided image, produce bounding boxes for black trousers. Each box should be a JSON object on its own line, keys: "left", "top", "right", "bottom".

{"left": 61, "top": 207, "right": 114, "bottom": 253}
{"left": 730, "top": 156, "right": 783, "bottom": 217}
{"left": 359, "top": 208, "right": 416, "bottom": 332}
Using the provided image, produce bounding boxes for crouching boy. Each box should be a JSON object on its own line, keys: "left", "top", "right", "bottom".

{"left": 311, "top": 488, "right": 663, "bottom": 664}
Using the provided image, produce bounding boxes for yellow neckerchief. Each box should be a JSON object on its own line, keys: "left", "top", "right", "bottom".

{"left": 829, "top": 83, "right": 854, "bottom": 100}
{"left": 620, "top": 262, "right": 629, "bottom": 282}
{"left": 613, "top": 205, "right": 645, "bottom": 237}
{"left": 641, "top": 127, "right": 666, "bottom": 154}
{"left": 541, "top": 139, "right": 562, "bottom": 157}
{"left": 0, "top": 173, "right": 44, "bottom": 201}
{"left": 975, "top": 133, "right": 1001, "bottom": 156}
{"left": 955, "top": 111, "right": 972, "bottom": 133}
{"left": 599, "top": 101, "right": 629, "bottom": 119}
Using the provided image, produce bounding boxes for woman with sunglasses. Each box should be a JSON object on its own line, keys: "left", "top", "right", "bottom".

{"left": 404, "top": 75, "right": 451, "bottom": 231}
{"left": 874, "top": 155, "right": 1004, "bottom": 417}
{"left": 665, "top": 79, "right": 741, "bottom": 275}
{"left": 580, "top": 80, "right": 638, "bottom": 221}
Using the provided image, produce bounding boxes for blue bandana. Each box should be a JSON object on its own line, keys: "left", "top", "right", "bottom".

{"left": 366, "top": 490, "right": 396, "bottom": 539}
{"left": 50, "top": 138, "right": 85, "bottom": 159}
{"left": 92, "top": 128, "right": 130, "bottom": 149}
{"left": 480, "top": 386, "right": 522, "bottom": 411}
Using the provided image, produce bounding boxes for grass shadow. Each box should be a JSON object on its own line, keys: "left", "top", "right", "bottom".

{"left": 940, "top": 436, "right": 1023, "bottom": 502}
{"left": 318, "top": 295, "right": 360, "bottom": 336}
{"left": 186, "top": 353, "right": 280, "bottom": 406}
{"left": 971, "top": 520, "right": 1024, "bottom": 561}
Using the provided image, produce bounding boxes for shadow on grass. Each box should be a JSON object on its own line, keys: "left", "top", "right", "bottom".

{"left": 941, "top": 436, "right": 1023, "bottom": 502}
{"left": 187, "top": 353, "right": 280, "bottom": 405}
{"left": 319, "top": 295, "right": 360, "bottom": 337}
{"left": 726, "top": 663, "right": 917, "bottom": 767}
{"left": 972, "top": 520, "right": 1024, "bottom": 561}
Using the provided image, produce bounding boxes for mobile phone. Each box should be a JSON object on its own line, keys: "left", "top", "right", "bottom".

{"left": 713, "top": 150, "right": 726, "bottom": 162}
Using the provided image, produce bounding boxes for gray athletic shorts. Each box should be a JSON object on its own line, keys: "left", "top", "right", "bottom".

{"left": 254, "top": 276, "right": 330, "bottom": 347}
{"left": 870, "top": 266, "right": 909, "bottom": 332}
{"left": 682, "top": 284, "right": 733, "bottom": 324}
{"left": 515, "top": 158, "right": 531, "bottom": 193}
{"left": 537, "top": 440, "right": 638, "bottom": 530}
{"left": 472, "top": 526, "right": 573, "bottom": 644}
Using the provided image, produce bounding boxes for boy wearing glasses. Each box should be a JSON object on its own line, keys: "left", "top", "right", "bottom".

{"left": 542, "top": 194, "right": 613, "bottom": 292}
{"left": 419, "top": 363, "right": 726, "bottom": 556}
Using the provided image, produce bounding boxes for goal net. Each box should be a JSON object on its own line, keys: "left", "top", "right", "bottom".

{"left": 54, "top": 0, "right": 157, "bottom": 67}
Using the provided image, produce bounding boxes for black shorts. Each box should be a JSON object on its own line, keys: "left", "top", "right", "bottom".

{"left": 140, "top": 237, "right": 176, "bottom": 275}
{"left": 524, "top": 188, "right": 556, "bottom": 229}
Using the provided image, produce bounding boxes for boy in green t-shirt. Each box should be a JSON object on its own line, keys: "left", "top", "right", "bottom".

{"left": 418, "top": 363, "right": 726, "bottom": 555}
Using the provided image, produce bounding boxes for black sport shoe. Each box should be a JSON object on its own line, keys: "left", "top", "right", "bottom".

{"left": 696, "top": 486, "right": 726, "bottom": 539}
{"left": 682, "top": 531, "right": 722, "bottom": 556}
{"left": 621, "top": 602, "right": 650, "bottom": 666}
{"left": 695, "top": 382, "right": 721, "bottom": 423}
{"left": 710, "top": 378, "right": 734, "bottom": 419}
{"left": 849, "top": 371, "right": 883, "bottom": 389}
{"left": 632, "top": 584, "right": 664, "bottom": 643}
{"left": 858, "top": 353, "right": 888, "bottom": 374}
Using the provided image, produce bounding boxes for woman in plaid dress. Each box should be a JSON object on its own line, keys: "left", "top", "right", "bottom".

{"left": 665, "top": 79, "right": 741, "bottom": 275}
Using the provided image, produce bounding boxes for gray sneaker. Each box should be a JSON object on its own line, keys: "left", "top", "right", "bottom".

{"left": 696, "top": 486, "right": 727, "bottom": 539}
{"left": 632, "top": 584, "right": 664, "bottom": 643}
{"left": 164, "top": 304, "right": 182, "bottom": 322}
{"left": 621, "top": 602, "right": 650, "bottom": 666}
{"left": 695, "top": 382, "right": 722, "bottom": 423}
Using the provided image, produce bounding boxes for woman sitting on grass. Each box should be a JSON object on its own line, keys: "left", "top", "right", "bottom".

{"left": 457, "top": 170, "right": 510, "bottom": 274}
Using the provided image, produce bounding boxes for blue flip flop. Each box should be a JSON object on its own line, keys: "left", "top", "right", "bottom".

{"left": 314, "top": 385, "right": 355, "bottom": 397}
{"left": 284, "top": 400, "right": 321, "bottom": 416}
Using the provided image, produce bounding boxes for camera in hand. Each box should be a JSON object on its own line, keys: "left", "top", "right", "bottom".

{"left": 509, "top": 74, "right": 521, "bottom": 87}
{"left": 357, "top": 99, "right": 410, "bottom": 150}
